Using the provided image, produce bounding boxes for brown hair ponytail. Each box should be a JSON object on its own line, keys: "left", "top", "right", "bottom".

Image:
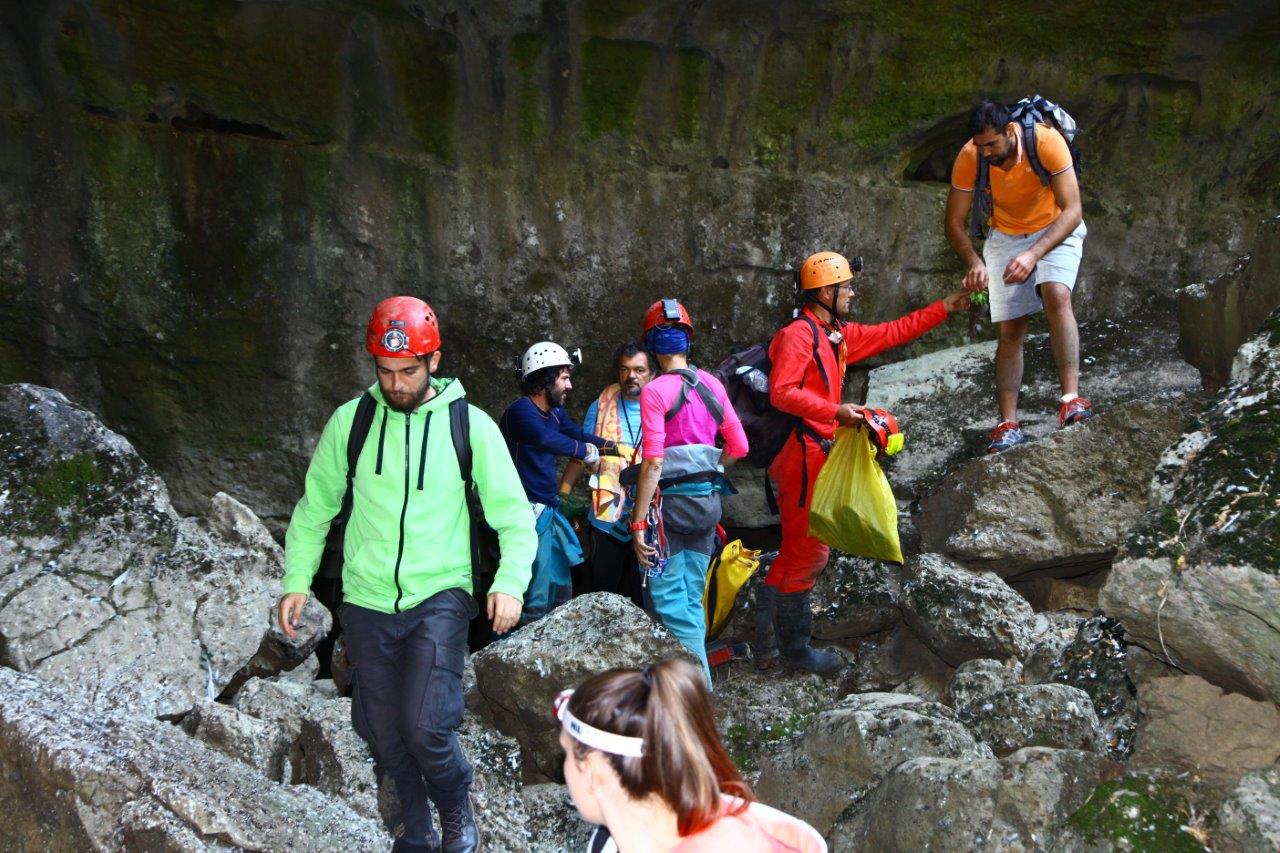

{"left": 564, "top": 658, "right": 753, "bottom": 836}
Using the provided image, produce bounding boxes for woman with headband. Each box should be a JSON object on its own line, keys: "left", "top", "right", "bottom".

{"left": 554, "top": 659, "right": 826, "bottom": 852}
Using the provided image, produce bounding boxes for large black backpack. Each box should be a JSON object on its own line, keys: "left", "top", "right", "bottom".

{"left": 711, "top": 314, "right": 837, "bottom": 469}
{"left": 969, "top": 94, "right": 1082, "bottom": 239}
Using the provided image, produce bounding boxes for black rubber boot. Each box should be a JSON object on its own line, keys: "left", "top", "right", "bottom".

{"left": 440, "top": 795, "right": 480, "bottom": 853}
{"left": 753, "top": 583, "right": 780, "bottom": 670}
{"left": 774, "top": 591, "right": 843, "bottom": 677}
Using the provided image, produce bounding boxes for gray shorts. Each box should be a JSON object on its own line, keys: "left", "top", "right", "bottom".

{"left": 983, "top": 220, "right": 1087, "bottom": 323}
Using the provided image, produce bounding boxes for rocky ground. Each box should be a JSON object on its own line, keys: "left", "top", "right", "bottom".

{"left": 2, "top": 276, "right": 1278, "bottom": 848}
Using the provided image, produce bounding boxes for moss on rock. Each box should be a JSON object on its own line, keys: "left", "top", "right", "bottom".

{"left": 1066, "top": 776, "right": 1211, "bottom": 851}
{"left": 579, "top": 38, "right": 657, "bottom": 138}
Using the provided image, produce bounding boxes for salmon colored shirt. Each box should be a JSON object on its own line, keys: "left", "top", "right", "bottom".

{"left": 951, "top": 122, "right": 1073, "bottom": 235}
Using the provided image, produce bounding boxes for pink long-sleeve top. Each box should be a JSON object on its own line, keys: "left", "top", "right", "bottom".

{"left": 639, "top": 369, "right": 749, "bottom": 460}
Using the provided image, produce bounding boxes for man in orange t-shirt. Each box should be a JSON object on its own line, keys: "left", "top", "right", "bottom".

{"left": 944, "top": 100, "right": 1092, "bottom": 454}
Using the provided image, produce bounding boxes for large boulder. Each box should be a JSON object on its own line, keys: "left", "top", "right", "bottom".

{"left": 899, "top": 554, "right": 1037, "bottom": 666}
{"left": 712, "top": 664, "right": 847, "bottom": 781}
{"left": 0, "top": 384, "right": 328, "bottom": 718}
{"left": 865, "top": 312, "right": 1202, "bottom": 498}
{"left": 754, "top": 692, "right": 992, "bottom": 836}
{"left": 184, "top": 699, "right": 294, "bottom": 782}
{"left": 959, "top": 683, "right": 1106, "bottom": 757}
{"left": 1178, "top": 215, "right": 1280, "bottom": 392}
{"left": 1101, "top": 317, "right": 1280, "bottom": 702}
{"left": 470, "top": 593, "right": 694, "bottom": 782}
{"left": 1129, "top": 674, "right": 1280, "bottom": 786}
{"left": 1218, "top": 766, "right": 1280, "bottom": 852}
{"left": 918, "top": 401, "right": 1191, "bottom": 579}
{"left": 810, "top": 553, "right": 900, "bottom": 640}
{"left": 943, "top": 658, "right": 1020, "bottom": 711}
{"left": 0, "top": 666, "right": 387, "bottom": 850}
{"left": 831, "top": 747, "right": 1116, "bottom": 851}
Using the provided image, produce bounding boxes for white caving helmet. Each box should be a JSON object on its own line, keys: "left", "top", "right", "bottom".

{"left": 517, "top": 341, "right": 582, "bottom": 379}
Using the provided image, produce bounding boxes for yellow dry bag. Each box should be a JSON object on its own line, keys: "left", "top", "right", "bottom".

{"left": 807, "top": 426, "right": 903, "bottom": 564}
{"left": 703, "top": 539, "right": 762, "bottom": 639}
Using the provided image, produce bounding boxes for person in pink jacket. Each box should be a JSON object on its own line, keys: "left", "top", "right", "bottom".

{"left": 554, "top": 659, "right": 827, "bottom": 853}
{"left": 629, "top": 299, "right": 749, "bottom": 686}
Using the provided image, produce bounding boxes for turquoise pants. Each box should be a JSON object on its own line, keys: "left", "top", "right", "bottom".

{"left": 522, "top": 505, "right": 581, "bottom": 624}
{"left": 649, "top": 547, "right": 712, "bottom": 686}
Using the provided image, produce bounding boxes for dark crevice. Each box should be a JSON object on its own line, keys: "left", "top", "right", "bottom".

{"left": 170, "top": 104, "right": 288, "bottom": 140}
{"left": 902, "top": 111, "right": 970, "bottom": 183}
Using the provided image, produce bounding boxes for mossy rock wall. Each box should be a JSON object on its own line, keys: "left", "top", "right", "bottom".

{"left": 0, "top": 0, "right": 1276, "bottom": 526}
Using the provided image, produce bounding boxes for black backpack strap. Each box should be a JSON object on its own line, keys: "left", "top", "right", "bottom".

{"left": 317, "top": 391, "right": 377, "bottom": 580}
{"left": 449, "top": 396, "right": 473, "bottom": 489}
{"left": 450, "top": 397, "right": 498, "bottom": 605}
{"left": 797, "top": 315, "right": 835, "bottom": 391}
{"left": 1021, "top": 114, "right": 1051, "bottom": 185}
{"left": 664, "top": 367, "right": 724, "bottom": 425}
{"left": 970, "top": 155, "right": 991, "bottom": 239}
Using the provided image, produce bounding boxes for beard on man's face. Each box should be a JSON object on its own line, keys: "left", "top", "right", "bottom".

{"left": 384, "top": 379, "right": 431, "bottom": 413}
{"left": 548, "top": 385, "right": 569, "bottom": 408}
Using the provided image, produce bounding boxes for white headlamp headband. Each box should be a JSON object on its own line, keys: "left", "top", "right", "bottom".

{"left": 555, "top": 689, "right": 645, "bottom": 758}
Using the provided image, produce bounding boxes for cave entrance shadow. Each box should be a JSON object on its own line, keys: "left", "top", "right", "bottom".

{"left": 902, "top": 111, "right": 971, "bottom": 184}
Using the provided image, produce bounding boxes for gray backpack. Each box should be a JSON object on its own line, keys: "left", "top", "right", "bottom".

{"left": 969, "top": 95, "right": 1082, "bottom": 239}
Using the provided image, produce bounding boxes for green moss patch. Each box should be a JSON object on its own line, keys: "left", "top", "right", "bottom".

{"left": 1066, "top": 777, "right": 1211, "bottom": 851}
{"left": 579, "top": 38, "right": 656, "bottom": 138}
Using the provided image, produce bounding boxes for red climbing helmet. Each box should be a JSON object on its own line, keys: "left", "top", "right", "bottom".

{"left": 864, "top": 407, "right": 904, "bottom": 456}
{"left": 366, "top": 296, "right": 441, "bottom": 358}
{"left": 642, "top": 298, "right": 694, "bottom": 337}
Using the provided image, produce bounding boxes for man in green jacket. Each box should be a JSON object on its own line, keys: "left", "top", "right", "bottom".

{"left": 278, "top": 296, "right": 536, "bottom": 853}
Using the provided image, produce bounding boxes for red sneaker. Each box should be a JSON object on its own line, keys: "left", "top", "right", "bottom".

{"left": 1058, "top": 396, "right": 1094, "bottom": 427}
{"left": 987, "top": 421, "right": 1026, "bottom": 454}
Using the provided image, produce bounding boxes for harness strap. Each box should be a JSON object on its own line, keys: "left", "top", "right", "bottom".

{"left": 664, "top": 367, "right": 725, "bottom": 425}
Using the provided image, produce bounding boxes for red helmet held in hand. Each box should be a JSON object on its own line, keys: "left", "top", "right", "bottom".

{"left": 366, "top": 296, "right": 441, "bottom": 358}
{"left": 641, "top": 298, "right": 694, "bottom": 337}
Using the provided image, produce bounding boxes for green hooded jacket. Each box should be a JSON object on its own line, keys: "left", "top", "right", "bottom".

{"left": 282, "top": 378, "right": 536, "bottom": 614}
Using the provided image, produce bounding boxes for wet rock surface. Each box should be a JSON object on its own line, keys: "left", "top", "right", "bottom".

{"left": 755, "top": 691, "right": 992, "bottom": 836}
{"left": 959, "top": 683, "right": 1106, "bottom": 757}
{"left": 944, "top": 658, "right": 1020, "bottom": 711}
{"left": 1218, "top": 765, "right": 1280, "bottom": 852}
{"left": 918, "top": 401, "right": 1192, "bottom": 579}
{"left": 899, "top": 553, "right": 1037, "bottom": 666}
{"left": 867, "top": 312, "right": 1203, "bottom": 499}
{"left": 0, "top": 384, "right": 329, "bottom": 717}
{"left": 1179, "top": 215, "right": 1280, "bottom": 392}
{"left": 1033, "top": 616, "right": 1139, "bottom": 760}
{"left": 832, "top": 747, "right": 1117, "bottom": 852}
{"left": 810, "top": 553, "right": 900, "bottom": 640}
{"left": 1130, "top": 674, "right": 1280, "bottom": 786}
{"left": 0, "top": 666, "right": 388, "bottom": 850}
{"left": 1102, "top": 315, "right": 1280, "bottom": 702}
{"left": 470, "top": 592, "right": 694, "bottom": 782}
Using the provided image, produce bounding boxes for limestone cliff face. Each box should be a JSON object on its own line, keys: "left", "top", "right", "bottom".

{"left": 0, "top": 1, "right": 1276, "bottom": 526}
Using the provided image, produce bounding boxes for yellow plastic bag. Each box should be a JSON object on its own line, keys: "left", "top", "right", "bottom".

{"left": 807, "top": 426, "right": 903, "bottom": 564}
{"left": 703, "top": 539, "right": 762, "bottom": 639}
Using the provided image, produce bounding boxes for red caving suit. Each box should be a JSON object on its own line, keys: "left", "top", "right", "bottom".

{"left": 765, "top": 302, "right": 949, "bottom": 593}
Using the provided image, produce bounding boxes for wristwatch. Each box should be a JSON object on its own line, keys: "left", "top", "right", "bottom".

{"left": 629, "top": 520, "right": 648, "bottom": 532}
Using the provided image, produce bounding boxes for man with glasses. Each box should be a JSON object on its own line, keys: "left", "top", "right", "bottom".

{"left": 758, "top": 251, "right": 971, "bottom": 675}
{"left": 559, "top": 342, "right": 656, "bottom": 606}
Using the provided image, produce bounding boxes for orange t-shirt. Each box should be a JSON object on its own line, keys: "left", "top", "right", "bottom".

{"left": 951, "top": 122, "right": 1073, "bottom": 235}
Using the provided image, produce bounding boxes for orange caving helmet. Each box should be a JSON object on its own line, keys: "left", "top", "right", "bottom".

{"left": 642, "top": 298, "right": 694, "bottom": 337}
{"left": 366, "top": 296, "right": 441, "bottom": 358}
{"left": 864, "top": 407, "right": 904, "bottom": 456}
{"left": 799, "top": 251, "right": 856, "bottom": 290}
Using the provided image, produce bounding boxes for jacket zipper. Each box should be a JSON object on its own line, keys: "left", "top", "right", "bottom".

{"left": 392, "top": 412, "right": 410, "bottom": 612}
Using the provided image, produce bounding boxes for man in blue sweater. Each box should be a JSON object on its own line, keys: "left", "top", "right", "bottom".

{"left": 499, "top": 342, "right": 614, "bottom": 623}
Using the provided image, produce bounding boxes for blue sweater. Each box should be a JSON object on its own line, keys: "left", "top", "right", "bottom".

{"left": 499, "top": 396, "right": 605, "bottom": 506}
